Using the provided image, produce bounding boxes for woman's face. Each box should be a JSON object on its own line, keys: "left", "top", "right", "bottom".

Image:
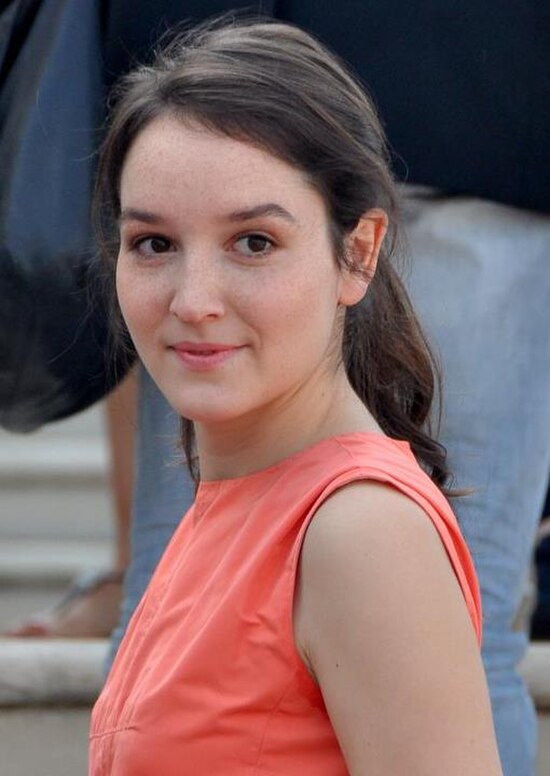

{"left": 116, "top": 115, "right": 364, "bottom": 427}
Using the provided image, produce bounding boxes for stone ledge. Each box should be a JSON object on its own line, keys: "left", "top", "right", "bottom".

{"left": 0, "top": 540, "right": 112, "bottom": 584}
{"left": 0, "top": 640, "right": 108, "bottom": 706}
{"left": 0, "top": 438, "right": 107, "bottom": 484}
{"left": 520, "top": 643, "right": 550, "bottom": 710}
{"left": 0, "top": 638, "right": 549, "bottom": 709}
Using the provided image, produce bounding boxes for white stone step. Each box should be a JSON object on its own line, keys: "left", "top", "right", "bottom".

{"left": 0, "top": 435, "right": 106, "bottom": 482}
{"left": 0, "top": 707, "right": 91, "bottom": 776}
{"left": 0, "top": 404, "right": 107, "bottom": 480}
{"left": 0, "top": 639, "right": 108, "bottom": 706}
{"left": 0, "top": 483, "right": 113, "bottom": 542}
{"left": 0, "top": 540, "right": 112, "bottom": 584}
{"left": 520, "top": 644, "right": 550, "bottom": 710}
{"left": 0, "top": 405, "right": 113, "bottom": 543}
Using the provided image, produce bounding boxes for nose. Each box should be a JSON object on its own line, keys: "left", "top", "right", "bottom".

{"left": 168, "top": 250, "right": 225, "bottom": 323}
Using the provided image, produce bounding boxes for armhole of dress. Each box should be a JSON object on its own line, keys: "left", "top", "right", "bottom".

{"left": 283, "top": 466, "right": 483, "bottom": 694}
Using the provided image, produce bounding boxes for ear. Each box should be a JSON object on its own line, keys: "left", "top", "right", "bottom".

{"left": 338, "top": 208, "right": 388, "bottom": 307}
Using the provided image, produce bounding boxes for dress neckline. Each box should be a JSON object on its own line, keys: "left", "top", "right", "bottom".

{"left": 196, "top": 431, "right": 412, "bottom": 494}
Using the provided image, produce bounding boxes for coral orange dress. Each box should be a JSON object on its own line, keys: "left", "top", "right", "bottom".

{"left": 90, "top": 433, "right": 481, "bottom": 775}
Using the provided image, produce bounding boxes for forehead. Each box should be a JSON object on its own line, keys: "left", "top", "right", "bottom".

{"left": 119, "top": 115, "right": 326, "bottom": 221}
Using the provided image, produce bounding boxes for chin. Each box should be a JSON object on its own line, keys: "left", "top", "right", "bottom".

{"left": 167, "top": 396, "right": 248, "bottom": 426}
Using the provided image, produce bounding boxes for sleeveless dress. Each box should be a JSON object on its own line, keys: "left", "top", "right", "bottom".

{"left": 90, "top": 432, "right": 482, "bottom": 775}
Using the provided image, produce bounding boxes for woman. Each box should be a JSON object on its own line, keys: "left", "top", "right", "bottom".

{"left": 90, "top": 18, "right": 502, "bottom": 775}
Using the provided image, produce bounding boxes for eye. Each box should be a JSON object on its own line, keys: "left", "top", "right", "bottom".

{"left": 132, "top": 235, "right": 173, "bottom": 257}
{"left": 233, "top": 233, "right": 275, "bottom": 257}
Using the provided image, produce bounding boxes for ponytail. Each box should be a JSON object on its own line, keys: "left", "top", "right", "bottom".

{"left": 343, "top": 258, "right": 449, "bottom": 490}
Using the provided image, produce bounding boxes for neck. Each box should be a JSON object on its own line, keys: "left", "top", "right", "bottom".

{"left": 195, "top": 368, "right": 382, "bottom": 481}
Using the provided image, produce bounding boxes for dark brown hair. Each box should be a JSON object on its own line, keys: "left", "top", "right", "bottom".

{"left": 94, "top": 16, "right": 450, "bottom": 489}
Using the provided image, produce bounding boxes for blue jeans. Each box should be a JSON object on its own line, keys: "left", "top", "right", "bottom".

{"left": 111, "top": 192, "right": 550, "bottom": 776}
{"left": 403, "top": 191, "right": 550, "bottom": 776}
{"left": 108, "top": 367, "right": 194, "bottom": 666}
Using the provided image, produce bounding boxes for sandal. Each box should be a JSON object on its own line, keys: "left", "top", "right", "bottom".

{"left": 5, "top": 569, "right": 125, "bottom": 639}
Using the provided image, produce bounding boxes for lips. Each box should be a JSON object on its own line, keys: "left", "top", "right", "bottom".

{"left": 170, "top": 341, "right": 243, "bottom": 370}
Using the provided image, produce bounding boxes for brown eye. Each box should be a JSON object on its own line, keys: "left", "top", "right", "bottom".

{"left": 235, "top": 234, "right": 274, "bottom": 256}
{"left": 150, "top": 237, "right": 171, "bottom": 253}
{"left": 134, "top": 236, "right": 172, "bottom": 256}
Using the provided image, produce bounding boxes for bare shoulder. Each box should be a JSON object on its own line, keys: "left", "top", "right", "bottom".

{"left": 296, "top": 479, "right": 469, "bottom": 670}
{"left": 300, "top": 480, "right": 451, "bottom": 588}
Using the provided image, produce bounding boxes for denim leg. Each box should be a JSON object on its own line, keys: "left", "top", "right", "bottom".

{"left": 108, "top": 366, "right": 194, "bottom": 665}
{"left": 403, "top": 193, "right": 550, "bottom": 776}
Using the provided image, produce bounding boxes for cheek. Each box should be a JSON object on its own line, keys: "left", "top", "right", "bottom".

{"left": 252, "top": 262, "right": 341, "bottom": 358}
{"left": 115, "top": 263, "right": 161, "bottom": 346}
{"left": 115, "top": 263, "right": 138, "bottom": 335}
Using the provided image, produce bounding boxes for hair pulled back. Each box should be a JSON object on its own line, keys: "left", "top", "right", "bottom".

{"left": 94, "top": 16, "right": 449, "bottom": 490}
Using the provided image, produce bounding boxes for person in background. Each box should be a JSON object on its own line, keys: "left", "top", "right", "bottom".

{"left": 6, "top": 368, "right": 137, "bottom": 638}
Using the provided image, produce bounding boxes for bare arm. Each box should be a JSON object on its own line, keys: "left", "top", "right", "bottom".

{"left": 294, "top": 482, "right": 503, "bottom": 776}
{"left": 105, "top": 365, "right": 138, "bottom": 571}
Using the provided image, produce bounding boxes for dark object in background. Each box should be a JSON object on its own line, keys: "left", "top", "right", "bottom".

{"left": 282, "top": 0, "right": 550, "bottom": 213}
{"left": 531, "top": 486, "right": 550, "bottom": 641}
{"left": 107, "top": 0, "right": 550, "bottom": 214}
{"left": 0, "top": 0, "right": 133, "bottom": 432}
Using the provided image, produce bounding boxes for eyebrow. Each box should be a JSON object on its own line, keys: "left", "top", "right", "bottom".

{"left": 119, "top": 208, "right": 163, "bottom": 225}
{"left": 226, "top": 203, "right": 297, "bottom": 224}
{"left": 118, "top": 202, "right": 297, "bottom": 226}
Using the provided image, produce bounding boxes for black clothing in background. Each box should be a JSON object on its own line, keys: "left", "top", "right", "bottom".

{"left": 105, "top": 0, "right": 550, "bottom": 213}
{"left": 102, "top": 0, "right": 274, "bottom": 86}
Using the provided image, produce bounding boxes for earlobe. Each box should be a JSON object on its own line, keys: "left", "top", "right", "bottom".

{"left": 338, "top": 273, "right": 370, "bottom": 307}
{"left": 338, "top": 208, "right": 388, "bottom": 307}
